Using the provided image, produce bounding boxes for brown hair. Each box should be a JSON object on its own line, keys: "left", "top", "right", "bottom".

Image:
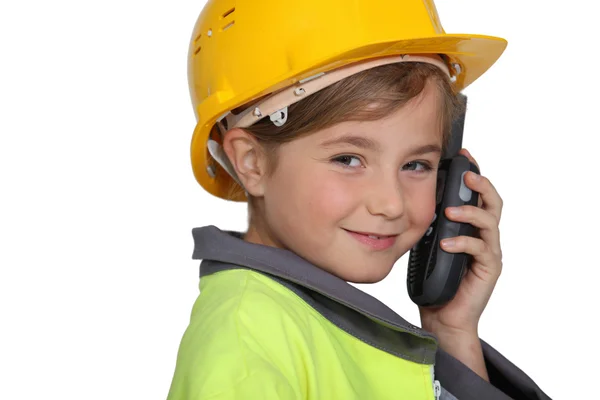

{"left": 227, "top": 61, "right": 464, "bottom": 200}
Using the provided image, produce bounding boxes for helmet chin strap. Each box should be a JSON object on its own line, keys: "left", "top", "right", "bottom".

{"left": 207, "top": 139, "right": 237, "bottom": 181}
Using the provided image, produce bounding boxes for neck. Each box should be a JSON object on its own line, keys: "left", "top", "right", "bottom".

{"left": 244, "top": 202, "right": 283, "bottom": 249}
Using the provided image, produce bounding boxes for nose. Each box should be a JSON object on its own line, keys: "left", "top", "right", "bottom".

{"left": 365, "top": 173, "right": 405, "bottom": 219}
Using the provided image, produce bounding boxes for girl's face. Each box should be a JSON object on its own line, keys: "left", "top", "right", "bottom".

{"left": 246, "top": 80, "right": 443, "bottom": 283}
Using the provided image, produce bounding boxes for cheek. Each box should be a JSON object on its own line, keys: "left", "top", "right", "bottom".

{"left": 406, "top": 179, "right": 437, "bottom": 227}
{"left": 309, "top": 173, "right": 358, "bottom": 221}
{"left": 268, "top": 163, "right": 356, "bottom": 229}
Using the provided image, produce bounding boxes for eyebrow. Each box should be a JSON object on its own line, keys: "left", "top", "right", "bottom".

{"left": 319, "top": 134, "right": 442, "bottom": 156}
{"left": 407, "top": 144, "right": 443, "bottom": 156}
{"left": 320, "top": 135, "right": 381, "bottom": 152}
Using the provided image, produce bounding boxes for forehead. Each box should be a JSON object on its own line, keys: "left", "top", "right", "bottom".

{"left": 315, "top": 83, "right": 443, "bottom": 148}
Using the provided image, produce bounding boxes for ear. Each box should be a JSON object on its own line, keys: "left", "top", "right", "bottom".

{"left": 221, "top": 128, "right": 269, "bottom": 197}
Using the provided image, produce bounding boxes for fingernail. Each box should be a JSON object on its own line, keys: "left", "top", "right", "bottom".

{"left": 442, "top": 239, "right": 455, "bottom": 247}
{"left": 447, "top": 207, "right": 461, "bottom": 216}
{"left": 470, "top": 172, "right": 480, "bottom": 181}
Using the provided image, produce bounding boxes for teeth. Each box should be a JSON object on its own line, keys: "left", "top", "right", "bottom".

{"left": 368, "top": 235, "right": 380, "bottom": 239}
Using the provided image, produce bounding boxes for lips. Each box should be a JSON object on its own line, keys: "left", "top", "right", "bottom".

{"left": 345, "top": 229, "right": 398, "bottom": 238}
{"left": 344, "top": 229, "right": 398, "bottom": 251}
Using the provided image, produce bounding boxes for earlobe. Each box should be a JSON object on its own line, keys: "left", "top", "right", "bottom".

{"left": 221, "top": 128, "right": 267, "bottom": 197}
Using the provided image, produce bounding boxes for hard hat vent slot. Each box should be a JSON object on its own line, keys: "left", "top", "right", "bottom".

{"left": 222, "top": 21, "right": 235, "bottom": 31}
{"left": 222, "top": 7, "right": 235, "bottom": 19}
{"left": 192, "top": 31, "right": 202, "bottom": 56}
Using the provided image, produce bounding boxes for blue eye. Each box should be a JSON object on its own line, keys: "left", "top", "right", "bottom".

{"left": 332, "top": 155, "right": 362, "bottom": 168}
{"left": 403, "top": 161, "right": 432, "bottom": 172}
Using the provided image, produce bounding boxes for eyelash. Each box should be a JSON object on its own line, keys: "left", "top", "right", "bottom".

{"left": 331, "top": 155, "right": 364, "bottom": 169}
{"left": 331, "top": 155, "right": 434, "bottom": 173}
{"left": 403, "top": 161, "right": 434, "bottom": 173}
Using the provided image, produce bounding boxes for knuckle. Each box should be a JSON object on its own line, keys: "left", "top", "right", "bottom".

{"left": 492, "top": 213, "right": 501, "bottom": 226}
{"left": 480, "top": 240, "right": 490, "bottom": 254}
{"left": 482, "top": 212, "right": 493, "bottom": 226}
{"left": 492, "top": 247, "right": 502, "bottom": 259}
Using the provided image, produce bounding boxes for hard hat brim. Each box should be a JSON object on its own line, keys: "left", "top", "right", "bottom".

{"left": 191, "top": 33, "right": 507, "bottom": 202}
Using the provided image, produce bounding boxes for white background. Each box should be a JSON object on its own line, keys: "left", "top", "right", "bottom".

{"left": 0, "top": 1, "right": 597, "bottom": 399}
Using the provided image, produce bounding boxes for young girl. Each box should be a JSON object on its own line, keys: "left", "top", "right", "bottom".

{"left": 168, "top": 0, "right": 550, "bottom": 399}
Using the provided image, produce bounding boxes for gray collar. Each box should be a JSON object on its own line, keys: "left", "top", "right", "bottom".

{"left": 192, "top": 225, "right": 439, "bottom": 364}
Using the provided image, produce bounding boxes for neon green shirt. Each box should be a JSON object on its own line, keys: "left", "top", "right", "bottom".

{"left": 168, "top": 269, "right": 436, "bottom": 399}
{"left": 167, "top": 226, "right": 550, "bottom": 400}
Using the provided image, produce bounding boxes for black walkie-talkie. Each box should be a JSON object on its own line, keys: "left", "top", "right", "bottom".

{"left": 407, "top": 93, "right": 480, "bottom": 307}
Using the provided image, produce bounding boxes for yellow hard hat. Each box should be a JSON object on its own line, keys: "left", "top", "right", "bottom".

{"left": 188, "top": 0, "right": 507, "bottom": 201}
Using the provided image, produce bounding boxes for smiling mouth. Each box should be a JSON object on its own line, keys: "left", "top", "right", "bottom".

{"left": 343, "top": 229, "right": 399, "bottom": 250}
{"left": 343, "top": 229, "right": 398, "bottom": 239}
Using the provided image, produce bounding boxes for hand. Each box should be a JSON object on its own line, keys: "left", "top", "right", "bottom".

{"left": 419, "top": 148, "right": 504, "bottom": 337}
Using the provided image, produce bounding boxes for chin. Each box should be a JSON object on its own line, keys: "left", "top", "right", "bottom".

{"left": 337, "top": 263, "right": 395, "bottom": 284}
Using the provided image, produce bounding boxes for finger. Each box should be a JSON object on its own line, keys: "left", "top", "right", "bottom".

{"left": 440, "top": 236, "right": 502, "bottom": 276}
{"left": 445, "top": 205, "right": 496, "bottom": 231}
{"left": 463, "top": 171, "right": 503, "bottom": 222}
{"left": 445, "top": 205, "right": 502, "bottom": 257}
